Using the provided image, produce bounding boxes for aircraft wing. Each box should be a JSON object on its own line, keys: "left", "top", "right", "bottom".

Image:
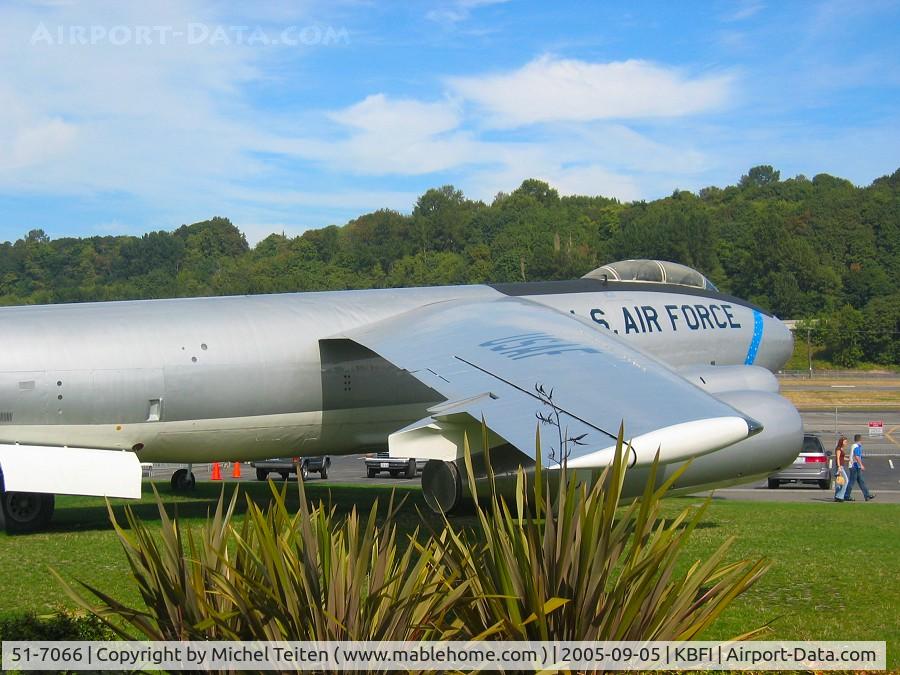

{"left": 329, "top": 297, "right": 761, "bottom": 468}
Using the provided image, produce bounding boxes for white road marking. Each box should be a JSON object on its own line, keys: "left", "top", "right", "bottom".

{"left": 830, "top": 384, "right": 856, "bottom": 388}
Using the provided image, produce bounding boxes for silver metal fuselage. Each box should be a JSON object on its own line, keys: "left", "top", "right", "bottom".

{"left": 0, "top": 281, "right": 793, "bottom": 465}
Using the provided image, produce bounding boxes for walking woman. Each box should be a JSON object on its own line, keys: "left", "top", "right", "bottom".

{"left": 833, "top": 436, "right": 849, "bottom": 502}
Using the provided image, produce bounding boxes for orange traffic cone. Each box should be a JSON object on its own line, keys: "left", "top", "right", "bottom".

{"left": 232, "top": 461, "right": 242, "bottom": 478}
{"left": 211, "top": 462, "right": 222, "bottom": 481}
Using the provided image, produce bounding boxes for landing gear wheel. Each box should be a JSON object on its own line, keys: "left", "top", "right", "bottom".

{"left": 171, "top": 468, "right": 196, "bottom": 492}
{"left": 2, "top": 492, "right": 55, "bottom": 533}
{"left": 422, "top": 460, "right": 461, "bottom": 514}
{"left": 256, "top": 469, "right": 268, "bottom": 481}
{"left": 405, "top": 457, "right": 417, "bottom": 479}
{"left": 767, "top": 478, "right": 780, "bottom": 489}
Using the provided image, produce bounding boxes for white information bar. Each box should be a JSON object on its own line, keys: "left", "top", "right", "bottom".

{"left": 1, "top": 640, "right": 887, "bottom": 671}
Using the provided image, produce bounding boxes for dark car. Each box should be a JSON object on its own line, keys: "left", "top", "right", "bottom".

{"left": 364, "top": 451, "right": 426, "bottom": 478}
{"left": 251, "top": 456, "right": 330, "bottom": 481}
{"left": 767, "top": 434, "right": 831, "bottom": 489}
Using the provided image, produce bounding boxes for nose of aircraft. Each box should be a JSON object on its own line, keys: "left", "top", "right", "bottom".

{"left": 756, "top": 315, "right": 795, "bottom": 371}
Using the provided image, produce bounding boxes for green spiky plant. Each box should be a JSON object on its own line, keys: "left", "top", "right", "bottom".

{"left": 206, "top": 483, "right": 466, "bottom": 642}
{"left": 55, "top": 423, "right": 769, "bottom": 654}
{"left": 53, "top": 485, "right": 238, "bottom": 640}
{"left": 55, "top": 482, "right": 464, "bottom": 645}
{"left": 433, "top": 423, "right": 770, "bottom": 641}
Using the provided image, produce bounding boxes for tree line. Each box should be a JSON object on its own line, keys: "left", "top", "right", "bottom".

{"left": 2, "top": 165, "right": 898, "bottom": 366}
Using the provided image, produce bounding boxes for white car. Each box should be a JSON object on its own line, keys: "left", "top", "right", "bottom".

{"left": 364, "top": 451, "right": 426, "bottom": 478}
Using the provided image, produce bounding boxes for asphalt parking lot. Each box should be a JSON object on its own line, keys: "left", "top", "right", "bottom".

{"left": 153, "top": 446, "right": 900, "bottom": 506}
{"left": 161, "top": 454, "right": 418, "bottom": 488}
{"left": 704, "top": 454, "right": 899, "bottom": 503}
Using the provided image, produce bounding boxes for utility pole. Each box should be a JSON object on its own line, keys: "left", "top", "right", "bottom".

{"left": 807, "top": 326, "right": 813, "bottom": 379}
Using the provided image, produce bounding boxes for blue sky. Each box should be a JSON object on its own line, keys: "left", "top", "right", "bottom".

{"left": 1, "top": 0, "right": 898, "bottom": 244}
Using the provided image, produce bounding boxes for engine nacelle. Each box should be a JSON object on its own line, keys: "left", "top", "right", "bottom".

{"left": 664, "top": 389, "right": 802, "bottom": 493}
{"left": 420, "top": 388, "right": 802, "bottom": 513}
{"left": 677, "top": 364, "right": 779, "bottom": 394}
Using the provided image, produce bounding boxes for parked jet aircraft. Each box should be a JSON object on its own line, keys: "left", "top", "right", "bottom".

{"left": 0, "top": 259, "right": 801, "bottom": 532}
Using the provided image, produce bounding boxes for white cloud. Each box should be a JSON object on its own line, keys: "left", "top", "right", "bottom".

{"left": 426, "top": 0, "right": 510, "bottom": 24}
{"left": 722, "top": 1, "right": 765, "bottom": 22}
{"left": 0, "top": 2, "right": 740, "bottom": 234}
{"left": 270, "top": 68, "right": 724, "bottom": 204}
{"left": 330, "top": 94, "right": 461, "bottom": 137}
{"left": 0, "top": 0, "right": 290, "bottom": 209}
{"left": 230, "top": 187, "right": 420, "bottom": 211}
{"left": 0, "top": 85, "right": 78, "bottom": 170}
{"left": 274, "top": 94, "right": 490, "bottom": 175}
{"left": 448, "top": 55, "right": 734, "bottom": 128}
{"left": 270, "top": 73, "right": 719, "bottom": 203}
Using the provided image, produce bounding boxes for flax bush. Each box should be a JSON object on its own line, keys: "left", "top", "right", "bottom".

{"left": 434, "top": 426, "right": 769, "bottom": 641}
{"left": 57, "top": 427, "right": 768, "bottom": 650}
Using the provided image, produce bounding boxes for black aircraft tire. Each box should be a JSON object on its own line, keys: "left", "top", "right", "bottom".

{"left": 2, "top": 491, "right": 55, "bottom": 534}
{"left": 422, "top": 460, "right": 461, "bottom": 514}
{"left": 171, "top": 468, "right": 196, "bottom": 492}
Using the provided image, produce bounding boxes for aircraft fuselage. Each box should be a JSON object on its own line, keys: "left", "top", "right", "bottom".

{"left": 0, "top": 279, "right": 792, "bottom": 463}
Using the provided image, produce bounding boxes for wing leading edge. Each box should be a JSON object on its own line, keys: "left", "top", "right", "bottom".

{"left": 330, "top": 297, "right": 759, "bottom": 468}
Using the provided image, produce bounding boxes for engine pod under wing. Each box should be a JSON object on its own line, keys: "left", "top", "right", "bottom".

{"left": 331, "top": 297, "right": 759, "bottom": 467}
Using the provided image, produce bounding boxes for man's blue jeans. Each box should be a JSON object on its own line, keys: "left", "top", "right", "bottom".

{"left": 845, "top": 466, "right": 870, "bottom": 500}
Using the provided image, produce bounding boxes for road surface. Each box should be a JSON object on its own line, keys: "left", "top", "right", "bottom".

{"left": 158, "top": 407, "right": 900, "bottom": 505}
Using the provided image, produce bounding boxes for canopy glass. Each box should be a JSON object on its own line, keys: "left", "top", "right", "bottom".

{"left": 582, "top": 259, "right": 718, "bottom": 291}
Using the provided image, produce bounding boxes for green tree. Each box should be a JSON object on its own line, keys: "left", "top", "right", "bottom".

{"left": 822, "top": 305, "right": 866, "bottom": 367}
{"left": 739, "top": 165, "right": 780, "bottom": 188}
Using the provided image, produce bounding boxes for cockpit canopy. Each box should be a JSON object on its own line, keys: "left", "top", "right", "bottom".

{"left": 582, "top": 259, "right": 719, "bottom": 291}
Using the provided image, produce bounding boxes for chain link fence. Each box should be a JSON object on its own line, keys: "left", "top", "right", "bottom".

{"left": 780, "top": 370, "right": 900, "bottom": 379}
{"left": 801, "top": 410, "right": 899, "bottom": 456}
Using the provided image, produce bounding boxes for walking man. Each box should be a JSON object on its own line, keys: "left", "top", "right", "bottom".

{"left": 844, "top": 434, "right": 875, "bottom": 502}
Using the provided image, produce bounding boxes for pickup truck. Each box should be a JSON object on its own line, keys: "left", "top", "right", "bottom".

{"left": 364, "top": 451, "right": 426, "bottom": 478}
{"left": 251, "top": 456, "right": 330, "bottom": 481}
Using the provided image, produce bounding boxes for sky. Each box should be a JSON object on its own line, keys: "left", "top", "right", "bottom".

{"left": 1, "top": 0, "right": 898, "bottom": 245}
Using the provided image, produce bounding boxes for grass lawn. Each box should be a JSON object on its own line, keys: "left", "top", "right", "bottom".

{"left": 1, "top": 481, "right": 898, "bottom": 667}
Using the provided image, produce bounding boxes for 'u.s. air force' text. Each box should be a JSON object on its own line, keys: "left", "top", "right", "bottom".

{"left": 591, "top": 303, "right": 742, "bottom": 335}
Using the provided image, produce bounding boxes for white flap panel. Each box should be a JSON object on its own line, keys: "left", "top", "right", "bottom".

{"left": 0, "top": 444, "right": 142, "bottom": 498}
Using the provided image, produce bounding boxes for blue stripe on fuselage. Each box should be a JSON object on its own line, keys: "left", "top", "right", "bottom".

{"left": 745, "top": 310, "right": 764, "bottom": 364}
